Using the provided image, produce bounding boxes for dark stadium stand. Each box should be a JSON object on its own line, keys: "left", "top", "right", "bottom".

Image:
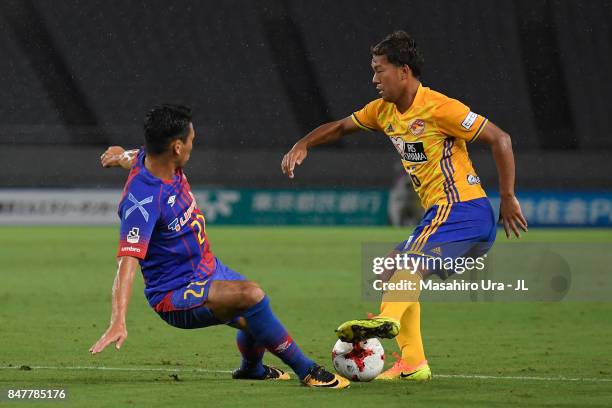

{"left": 289, "top": 0, "right": 540, "bottom": 149}
{"left": 0, "top": 11, "right": 70, "bottom": 142}
{"left": 551, "top": 0, "right": 612, "bottom": 149}
{"left": 15, "top": 0, "right": 302, "bottom": 147}
{"left": 0, "top": 0, "right": 610, "bottom": 188}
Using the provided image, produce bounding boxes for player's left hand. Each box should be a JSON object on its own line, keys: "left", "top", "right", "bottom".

{"left": 499, "top": 195, "right": 528, "bottom": 238}
{"left": 89, "top": 324, "right": 128, "bottom": 354}
{"left": 100, "top": 146, "right": 126, "bottom": 168}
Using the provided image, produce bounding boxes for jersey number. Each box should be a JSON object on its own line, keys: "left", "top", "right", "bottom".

{"left": 409, "top": 173, "right": 421, "bottom": 187}
{"left": 183, "top": 280, "right": 208, "bottom": 300}
{"left": 190, "top": 214, "right": 207, "bottom": 245}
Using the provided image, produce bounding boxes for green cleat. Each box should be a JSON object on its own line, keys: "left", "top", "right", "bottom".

{"left": 376, "top": 354, "right": 432, "bottom": 381}
{"left": 335, "top": 317, "right": 400, "bottom": 342}
{"left": 399, "top": 365, "right": 432, "bottom": 382}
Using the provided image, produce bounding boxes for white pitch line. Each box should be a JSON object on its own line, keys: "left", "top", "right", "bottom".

{"left": 1, "top": 366, "right": 232, "bottom": 374}
{"left": 2, "top": 366, "right": 611, "bottom": 383}
{"left": 434, "top": 373, "right": 612, "bottom": 383}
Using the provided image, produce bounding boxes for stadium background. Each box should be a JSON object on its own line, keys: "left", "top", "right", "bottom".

{"left": 0, "top": 0, "right": 611, "bottom": 227}
{"left": 1, "top": 2, "right": 612, "bottom": 407}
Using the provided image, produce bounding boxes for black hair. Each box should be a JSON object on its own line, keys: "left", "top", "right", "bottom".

{"left": 144, "top": 104, "right": 192, "bottom": 155}
{"left": 371, "top": 31, "right": 424, "bottom": 78}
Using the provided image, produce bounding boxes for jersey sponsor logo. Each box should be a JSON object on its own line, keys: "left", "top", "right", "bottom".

{"left": 120, "top": 245, "right": 141, "bottom": 254}
{"left": 168, "top": 193, "right": 197, "bottom": 232}
{"left": 385, "top": 123, "right": 395, "bottom": 133}
{"left": 408, "top": 119, "right": 425, "bottom": 136}
{"left": 467, "top": 174, "right": 481, "bottom": 185}
{"left": 461, "top": 111, "right": 478, "bottom": 130}
{"left": 168, "top": 219, "right": 180, "bottom": 232}
{"left": 167, "top": 195, "right": 176, "bottom": 207}
{"left": 391, "top": 138, "right": 428, "bottom": 163}
{"left": 391, "top": 137, "right": 403, "bottom": 155}
{"left": 127, "top": 227, "right": 140, "bottom": 243}
{"left": 125, "top": 193, "right": 153, "bottom": 221}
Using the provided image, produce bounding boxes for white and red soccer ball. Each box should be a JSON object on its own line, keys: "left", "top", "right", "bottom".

{"left": 332, "top": 338, "right": 385, "bottom": 381}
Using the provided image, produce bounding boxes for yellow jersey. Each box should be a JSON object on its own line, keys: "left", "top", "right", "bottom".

{"left": 351, "top": 83, "right": 488, "bottom": 209}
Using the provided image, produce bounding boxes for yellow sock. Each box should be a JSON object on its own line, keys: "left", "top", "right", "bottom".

{"left": 397, "top": 302, "right": 427, "bottom": 370}
{"left": 378, "top": 269, "right": 426, "bottom": 371}
{"left": 379, "top": 300, "right": 412, "bottom": 322}
{"left": 377, "top": 266, "right": 421, "bottom": 320}
{"left": 378, "top": 301, "right": 426, "bottom": 370}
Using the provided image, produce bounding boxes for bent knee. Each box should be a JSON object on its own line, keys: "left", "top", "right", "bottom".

{"left": 240, "top": 282, "right": 265, "bottom": 308}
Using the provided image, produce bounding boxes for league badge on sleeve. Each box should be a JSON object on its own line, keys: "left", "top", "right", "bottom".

{"left": 461, "top": 111, "right": 478, "bottom": 130}
{"left": 127, "top": 227, "right": 140, "bottom": 243}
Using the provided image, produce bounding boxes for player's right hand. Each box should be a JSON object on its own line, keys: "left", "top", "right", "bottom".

{"left": 100, "top": 146, "right": 126, "bottom": 168}
{"left": 281, "top": 142, "right": 308, "bottom": 179}
{"left": 89, "top": 324, "right": 128, "bottom": 354}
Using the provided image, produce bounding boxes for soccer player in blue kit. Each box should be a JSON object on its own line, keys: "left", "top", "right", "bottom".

{"left": 90, "top": 104, "right": 349, "bottom": 389}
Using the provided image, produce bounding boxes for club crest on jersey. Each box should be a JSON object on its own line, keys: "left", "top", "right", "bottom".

{"left": 127, "top": 227, "right": 140, "bottom": 243}
{"left": 125, "top": 193, "right": 153, "bottom": 221}
{"left": 167, "top": 195, "right": 176, "bottom": 207}
{"left": 408, "top": 119, "right": 425, "bottom": 136}
{"left": 390, "top": 137, "right": 428, "bottom": 163}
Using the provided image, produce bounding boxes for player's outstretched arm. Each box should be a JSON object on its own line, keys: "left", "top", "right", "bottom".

{"left": 100, "top": 146, "right": 139, "bottom": 170}
{"left": 476, "top": 122, "right": 528, "bottom": 238}
{"left": 281, "top": 117, "right": 359, "bottom": 179}
{"left": 89, "top": 256, "right": 139, "bottom": 354}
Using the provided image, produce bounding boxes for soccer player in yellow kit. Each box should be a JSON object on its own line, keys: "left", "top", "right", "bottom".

{"left": 281, "top": 31, "right": 528, "bottom": 381}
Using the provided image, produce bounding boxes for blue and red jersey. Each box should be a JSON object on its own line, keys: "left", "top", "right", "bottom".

{"left": 117, "top": 149, "right": 216, "bottom": 307}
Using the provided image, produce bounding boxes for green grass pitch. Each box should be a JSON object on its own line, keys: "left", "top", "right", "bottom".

{"left": 1, "top": 226, "right": 611, "bottom": 407}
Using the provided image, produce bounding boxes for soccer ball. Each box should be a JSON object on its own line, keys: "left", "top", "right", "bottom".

{"left": 331, "top": 338, "right": 385, "bottom": 381}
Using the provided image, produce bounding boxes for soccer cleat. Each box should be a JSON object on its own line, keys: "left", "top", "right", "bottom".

{"left": 335, "top": 317, "right": 400, "bottom": 342}
{"left": 232, "top": 364, "right": 290, "bottom": 380}
{"left": 301, "top": 364, "right": 350, "bottom": 389}
{"left": 376, "top": 353, "right": 432, "bottom": 381}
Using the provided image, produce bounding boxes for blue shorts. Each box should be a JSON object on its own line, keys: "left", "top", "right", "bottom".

{"left": 155, "top": 258, "right": 246, "bottom": 329}
{"left": 395, "top": 197, "right": 497, "bottom": 277}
